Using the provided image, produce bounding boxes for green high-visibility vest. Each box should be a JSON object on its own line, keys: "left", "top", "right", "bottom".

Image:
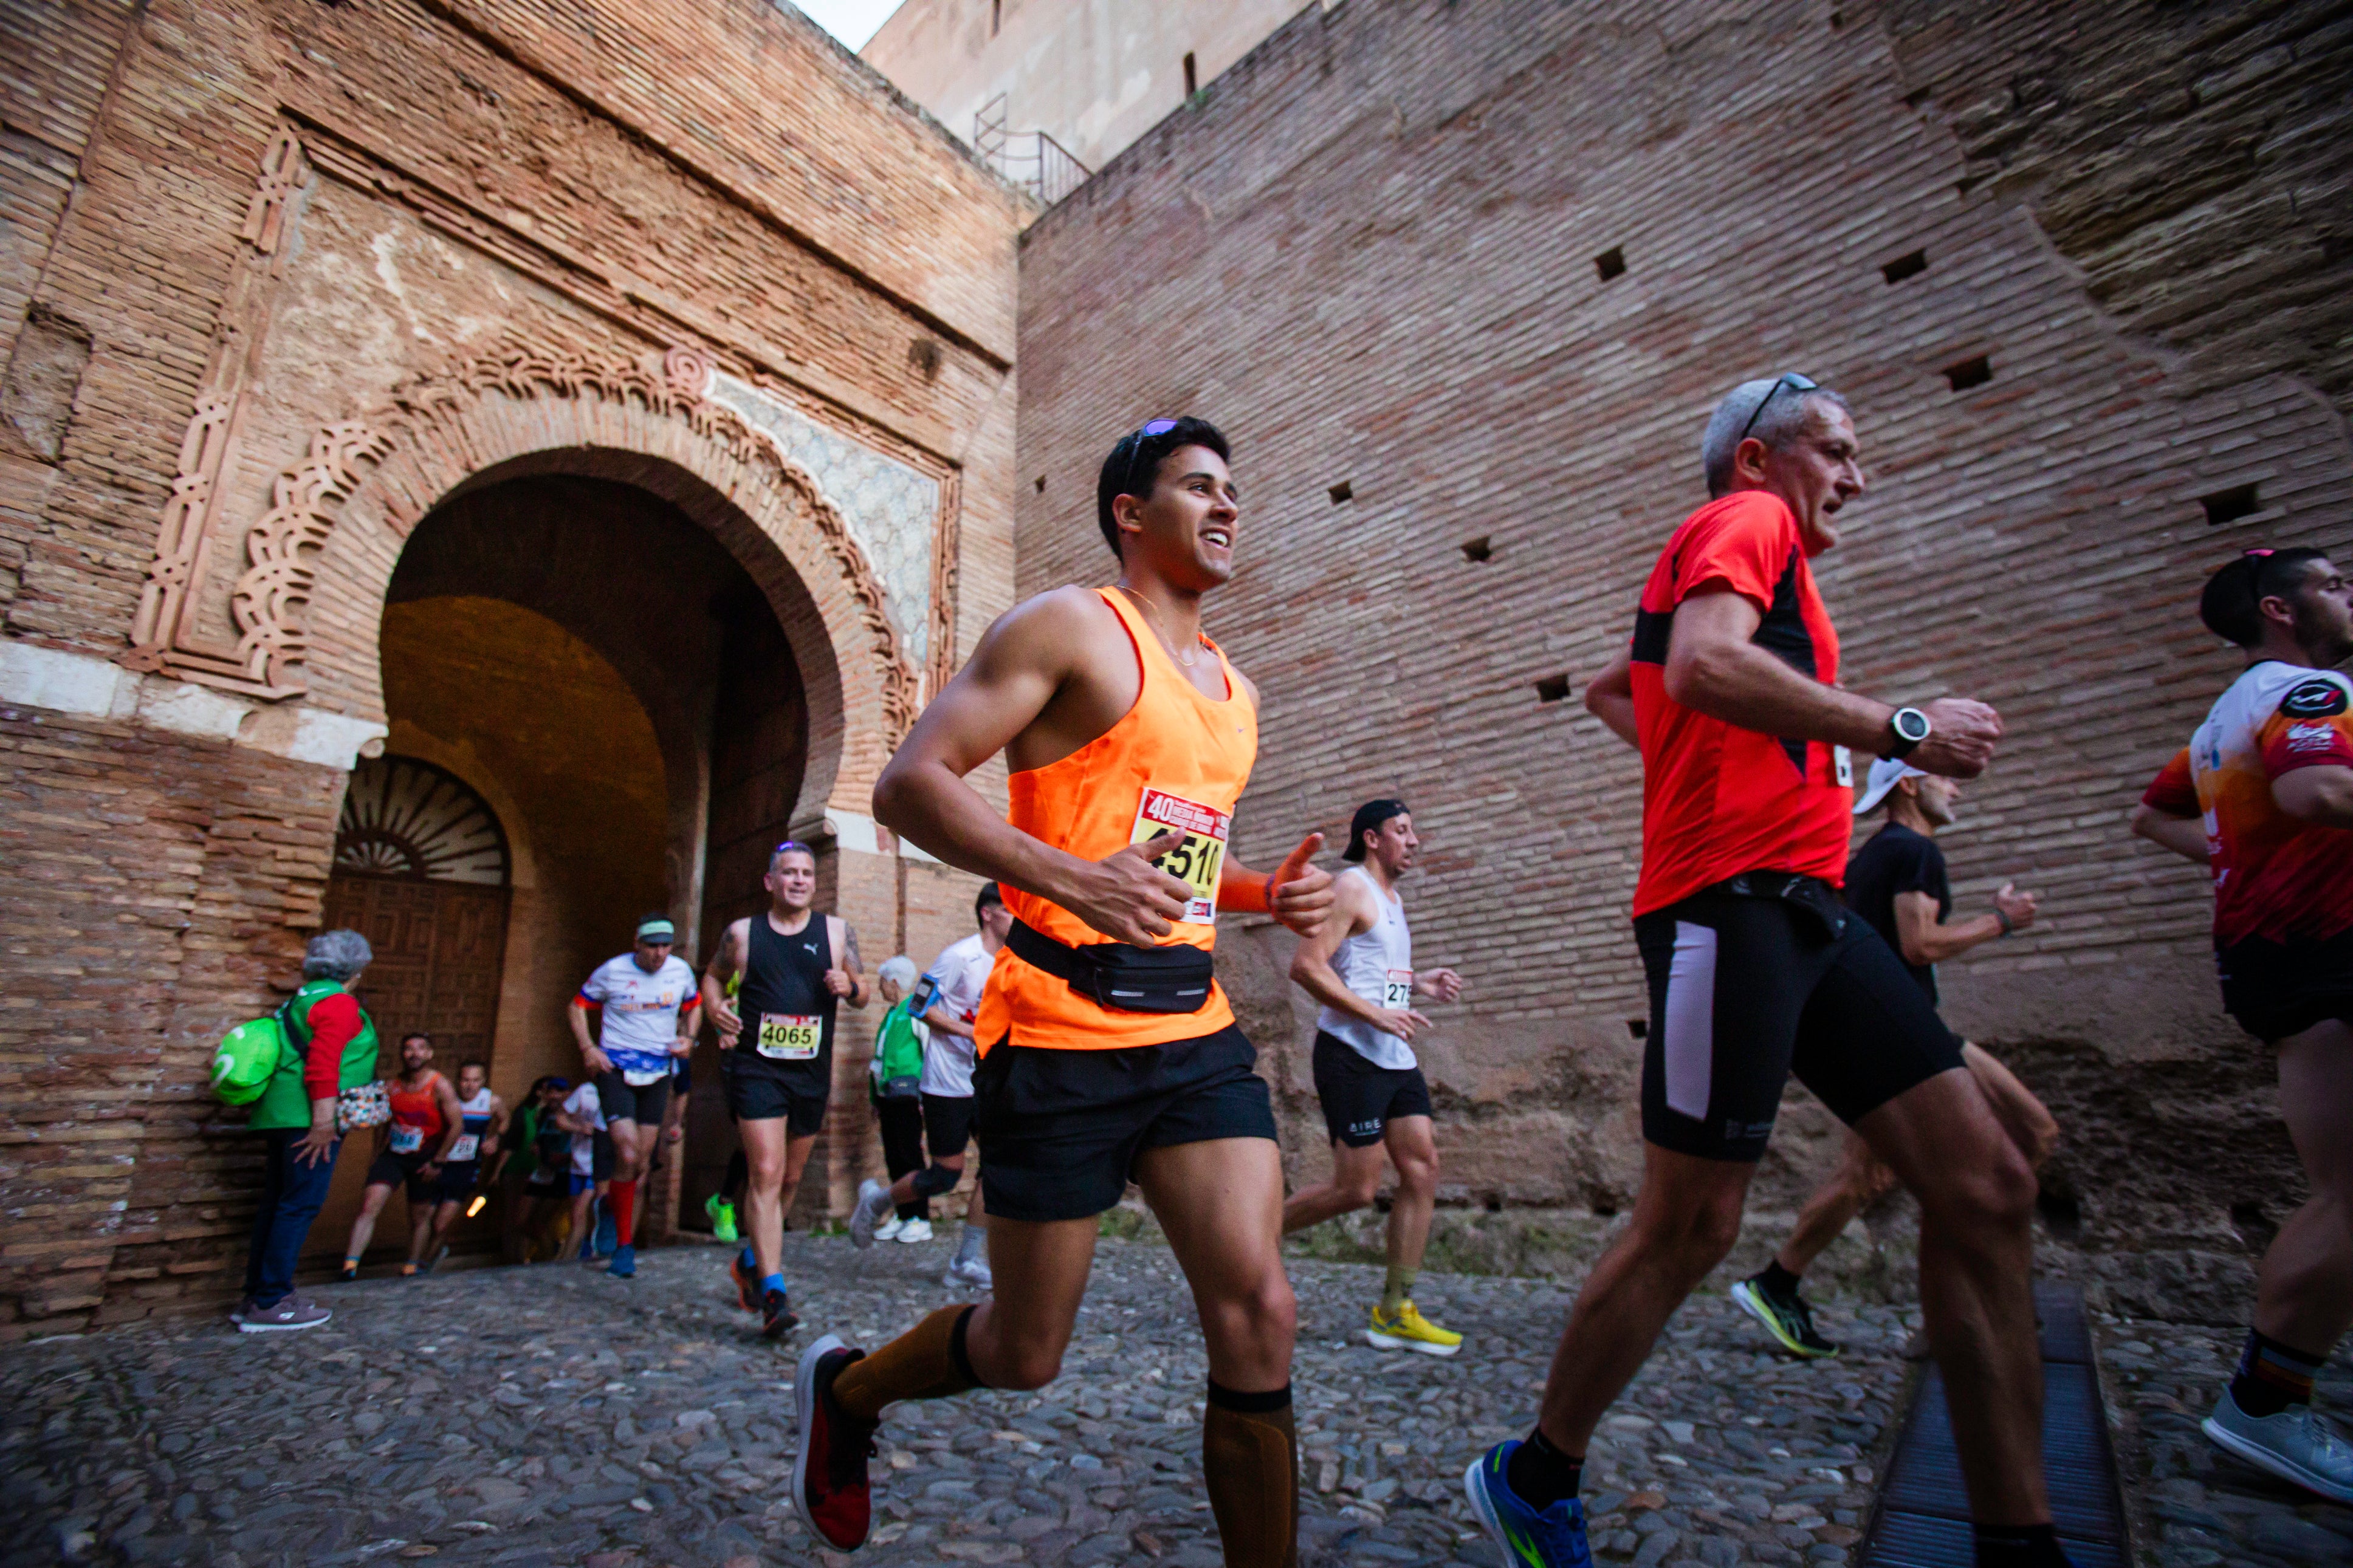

{"left": 249, "top": 980, "right": 380, "bottom": 1131}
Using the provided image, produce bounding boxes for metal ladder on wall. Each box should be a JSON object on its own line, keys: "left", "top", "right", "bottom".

{"left": 973, "top": 94, "right": 1090, "bottom": 208}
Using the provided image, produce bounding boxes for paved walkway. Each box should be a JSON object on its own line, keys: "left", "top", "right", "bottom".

{"left": 2098, "top": 1315, "right": 2353, "bottom": 1566}
{"left": 2, "top": 1231, "right": 1910, "bottom": 1567}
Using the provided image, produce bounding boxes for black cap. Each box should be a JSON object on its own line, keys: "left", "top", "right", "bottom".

{"left": 1343, "top": 798, "right": 1409, "bottom": 862}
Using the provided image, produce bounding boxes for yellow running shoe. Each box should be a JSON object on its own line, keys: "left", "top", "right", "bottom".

{"left": 1367, "top": 1299, "right": 1463, "bottom": 1357}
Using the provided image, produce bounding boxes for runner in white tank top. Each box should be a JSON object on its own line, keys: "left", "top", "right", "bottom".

{"left": 1280, "top": 799, "right": 1468, "bottom": 1355}
{"left": 421, "top": 1061, "right": 506, "bottom": 1275}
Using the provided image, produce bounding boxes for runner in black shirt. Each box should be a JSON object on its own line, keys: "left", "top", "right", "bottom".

{"left": 1732, "top": 757, "right": 2058, "bottom": 1358}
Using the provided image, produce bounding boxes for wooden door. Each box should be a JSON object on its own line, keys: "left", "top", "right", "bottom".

{"left": 306, "top": 873, "right": 511, "bottom": 1264}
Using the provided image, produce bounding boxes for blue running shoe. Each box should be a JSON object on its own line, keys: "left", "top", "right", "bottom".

{"left": 594, "top": 1203, "right": 618, "bottom": 1258}
{"left": 608, "top": 1242, "right": 636, "bottom": 1278}
{"left": 1465, "top": 1441, "right": 1592, "bottom": 1567}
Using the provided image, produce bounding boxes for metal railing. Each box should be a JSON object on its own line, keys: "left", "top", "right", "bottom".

{"left": 974, "top": 94, "right": 1092, "bottom": 208}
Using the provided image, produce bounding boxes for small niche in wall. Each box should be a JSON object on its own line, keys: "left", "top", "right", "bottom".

{"left": 1534, "top": 674, "right": 1572, "bottom": 704}
{"left": 1461, "top": 535, "right": 1492, "bottom": 563}
{"left": 1944, "top": 354, "right": 1992, "bottom": 392}
{"left": 1594, "top": 246, "right": 1626, "bottom": 282}
{"left": 1034, "top": 474, "right": 1046, "bottom": 493}
{"left": 2202, "top": 483, "right": 2261, "bottom": 526}
{"left": 1625, "top": 1018, "right": 1647, "bottom": 1039}
{"left": 1327, "top": 479, "right": 1353, "bottom": 505}
{"left": 1881, "top": 248, "right": 1928, "bottom": 284}
{"left": 1183, "top": 52, "right": 1198, "bottom": 97}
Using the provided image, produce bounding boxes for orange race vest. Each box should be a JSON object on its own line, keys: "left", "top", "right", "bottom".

{"left": 976, "top": 587, "right": 1258, "bottom": 1052}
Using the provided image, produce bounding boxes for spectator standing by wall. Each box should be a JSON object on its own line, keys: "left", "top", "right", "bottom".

{"left": 867, "top": 956, "right": 928, "bottom": 1239}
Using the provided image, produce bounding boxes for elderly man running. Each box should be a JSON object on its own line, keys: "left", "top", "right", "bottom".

{"left": 1475, "top": 375, "right": 2067, "bottom": 1568}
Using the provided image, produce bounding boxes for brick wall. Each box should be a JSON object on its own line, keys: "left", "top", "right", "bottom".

{"left": 0, "top": 0, "right": 1020, "bottom": 1331}
{"left": 1014, "top": 0, "right": 2353, "bottom": 1289}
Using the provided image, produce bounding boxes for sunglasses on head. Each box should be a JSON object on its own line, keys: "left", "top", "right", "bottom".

{"left": 1736, "top": 372, "right": 1819, "bottom": 447}
{"left": 1119, "top": 419, "right": 1182, "bottom": 500}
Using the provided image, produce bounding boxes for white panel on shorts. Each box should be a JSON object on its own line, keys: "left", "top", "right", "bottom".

{"left": 1663, "top": 921, "right": 1719, "bottom": 1120}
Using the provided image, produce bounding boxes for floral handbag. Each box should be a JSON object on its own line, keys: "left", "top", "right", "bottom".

{"left": 336, "top": 1080, "right": 391, "bottom": 1133}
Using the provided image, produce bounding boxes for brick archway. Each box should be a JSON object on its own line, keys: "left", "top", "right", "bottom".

{"left": 273, "top": 342, "right": 921, "bottom": 820}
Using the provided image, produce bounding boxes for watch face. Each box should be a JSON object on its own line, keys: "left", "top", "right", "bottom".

{"left": 1895, "top": 709, "right": 1931, "bottom": 742}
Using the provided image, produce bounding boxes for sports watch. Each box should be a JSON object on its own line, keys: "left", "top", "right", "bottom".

{"left": 1885, "top": 707, "right": 1931, "bottom": 760}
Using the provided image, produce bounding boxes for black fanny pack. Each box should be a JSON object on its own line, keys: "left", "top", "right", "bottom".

{"left": 1006, "top": 918, "right": 1215, "bottom": 1015}
{"left": 1712, "top": 871, "right": 1847, "bottom": 943}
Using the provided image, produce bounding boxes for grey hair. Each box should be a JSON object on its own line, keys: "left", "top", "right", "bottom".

{"left": 878, "top": 954, "right": 918, "bottom": 988}
{"left": 1700, "top": 378, "right": 1849, "bottom": 498}
{"left": 303, "top": 928, "right": 373, "bottom": 982}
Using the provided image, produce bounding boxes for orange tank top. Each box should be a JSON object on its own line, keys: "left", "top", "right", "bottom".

{"left": 977, "top": 588, "right": 1258, "bottom": 1052}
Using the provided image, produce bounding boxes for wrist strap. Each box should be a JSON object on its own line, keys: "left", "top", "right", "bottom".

{"left": 1996, "top": 907, "right": 2015, "bottom": 936}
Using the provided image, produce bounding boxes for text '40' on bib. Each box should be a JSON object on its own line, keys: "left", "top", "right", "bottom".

{"left": 757, "top": 1013, "right": 822, "bottom": 1060}
{"left": 1131, "top": 787, "right": 1231, "bottom": 924}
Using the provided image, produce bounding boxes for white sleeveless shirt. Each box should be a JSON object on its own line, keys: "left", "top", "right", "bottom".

{"left": 1316, "top": 866, "right": 1417, "bottom": 1070}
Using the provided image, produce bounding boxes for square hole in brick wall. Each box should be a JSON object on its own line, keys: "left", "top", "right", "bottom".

{"left": 1594, "top": 247, "right": 1626, "bottom": 282}
{"left": 1034, "top": 474, "right": 1045, "bottom": 493}
{"left": 1534, "top": 674, "right": 1572, "bottom": 704}
{"left": 1944, "top": 354, "right": 1992, "bottom": 392}
{"left": 2203, "top": 483, "right": 2261, "bottom": 526}
{"left": 1461, "top": 535, "right": 1492, "bottom": 562}
{"left": 1327, "top": 479, "right": 1353, "bottom": 505}
{"left": 1626, "top": 1018, "right": 1647, "bottom": 1040}
{"left": 1882, "top": 249, "right": 1928, "bottom": 284}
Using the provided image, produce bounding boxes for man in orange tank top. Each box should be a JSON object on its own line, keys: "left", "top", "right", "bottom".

{"left": 338, "top": 1031, "right": 464, "bottom": 1279}
{"left": 786, "top": 417, "right": 1333, "bottom": 1564}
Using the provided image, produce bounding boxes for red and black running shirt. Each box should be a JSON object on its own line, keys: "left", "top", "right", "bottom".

{"left": 1629, "top": 491, "right": 1852, "bottom": 916}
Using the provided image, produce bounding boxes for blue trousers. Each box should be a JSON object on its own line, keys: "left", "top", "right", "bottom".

{"left": 242, "top": 1128, "right": 342, "bottom": 1307}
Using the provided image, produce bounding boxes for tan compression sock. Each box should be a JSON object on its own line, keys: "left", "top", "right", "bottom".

{"left": 828, "top": 1304, "right": 979, "bottom": 1425}
{"left": 1380, "top": 1266, "right": 1415, "bottom": 1315}
{"left": 1202, "top": 1381, "right": 1298, "bottom": 1568}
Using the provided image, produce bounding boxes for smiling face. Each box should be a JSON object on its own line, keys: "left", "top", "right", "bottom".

{"left": 1741, "top": 397, "right": 1866, "bottom": 555}
{"left": 765, "top": 848, "right": 817, "bottom": 914}
{"left": 1115, "top": 443, "right": 1239, "bottom": 587}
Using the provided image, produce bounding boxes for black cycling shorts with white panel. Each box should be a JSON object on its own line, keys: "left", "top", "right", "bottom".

{"left": 1311, "top": 1031, "right": 1434, "bottom": 1148}
{"left": 594, "top": 1070, "right": 672, "bottom": 1131}
{"left": 1635, "top": 877, "right": 1963, "bottom": 1162}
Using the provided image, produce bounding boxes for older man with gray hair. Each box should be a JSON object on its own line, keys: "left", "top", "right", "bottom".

{"left": 1475, "top": 375, "right": 2072, "bottom": 1568}
{"left": 235, "top": 928, "right": 380, "bottom": 1333}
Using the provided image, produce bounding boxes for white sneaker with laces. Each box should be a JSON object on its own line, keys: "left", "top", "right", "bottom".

{"left": 2204, "top": 1387, "right": 2353, "bottom": 1502}
{"left": 872, "top": 1216, "right": 904, "bottom": 1242}
{"left": 896, "top": 1217, "right": 933, "bottom": 1244}
{"left": 847, "top": 1178, "right": 892, "bottom": 1250}
{"left": 944, "top": 1255, "right": 994, "bottom": 1290}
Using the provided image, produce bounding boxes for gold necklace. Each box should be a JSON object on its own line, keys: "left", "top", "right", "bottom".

{"left": 1116, "top": 586, "right": 1203, "bottom": 667}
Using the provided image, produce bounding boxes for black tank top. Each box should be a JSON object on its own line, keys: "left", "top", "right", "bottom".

{"left": 733, "top": 911, "right": 837, "bottom": 1090}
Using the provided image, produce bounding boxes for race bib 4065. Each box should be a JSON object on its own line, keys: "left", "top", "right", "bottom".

{"left": 1131, "top": 787, "right": 1231, "bottom": 924}
{"left": 757, "top": 1013, "right": 822, "bottom": 1060}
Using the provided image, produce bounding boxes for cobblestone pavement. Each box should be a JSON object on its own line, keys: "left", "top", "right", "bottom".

{"left": 2, "top": 1232, "right": 1913, "bottom": 1568}
{"left": 2099, "top": 1315, "right": 2353, "bottom": 1566}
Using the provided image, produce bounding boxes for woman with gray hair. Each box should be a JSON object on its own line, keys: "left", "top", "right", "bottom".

{"left": 235, "top": 929, "right": 380, "bottom": 1333}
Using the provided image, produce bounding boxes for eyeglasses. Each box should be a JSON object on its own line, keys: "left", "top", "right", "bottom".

{"left": 1119, "top": 419, "right": 1181, "bottom": 500}
{"left": 1736, "top": 373, "right": 1819, "bottom": 447}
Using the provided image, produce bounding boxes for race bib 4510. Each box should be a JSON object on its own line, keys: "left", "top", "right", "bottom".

{"left": 1131, "top": 787, "right": 1231, "bottom": 924}
{"left": 757, "top": 1013, "right": 822, "bottom": 1061}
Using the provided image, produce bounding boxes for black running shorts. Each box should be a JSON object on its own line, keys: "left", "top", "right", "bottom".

{"left": 1311, "top": 1031, "right": 1434, "bottom": 1148}
{"left": 2219, "top": 928, "right": 2353, "bottom": 1044}
{"left": 923, "top": 1091, "right": 978, "bottom": 1160}
{"left": 594, "top": 1070, "right": 673, "bottom": 1130}
{"left": 431, "top": 1160, "right": 479, "bottom": 1203}
{"left": 972, "top": 1024, "right": 1277, "bottom": 1223}
{"left": 365, "top": 1147, "right": 437, "bottom": 1201}
{"left": 1635, "top": 879, "right": 1963, "bottom": 1162}
{"left": 721, "top": 1059, "right": 828, "bottom": 1135}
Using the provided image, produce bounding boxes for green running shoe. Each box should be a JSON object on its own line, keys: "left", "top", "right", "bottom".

{"left": 1731, "top": 1274, "right": 1838, "bottom": 1358}
{"left": 706, "top": 1194, "right": 739, "bottom": 1244}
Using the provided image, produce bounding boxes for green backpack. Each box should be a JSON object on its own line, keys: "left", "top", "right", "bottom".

{"left": 211, "top": 981, "right": 380, "bottom": 1109}
{"left": 870, "top": 996, "right": 927, "bottom": 1100}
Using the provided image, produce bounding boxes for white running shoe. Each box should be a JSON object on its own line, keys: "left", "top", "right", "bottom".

{"left": 896, "top": 1217, "right": 933, "bottom": 1244}
{"left": 2204, "top": 1387, "right": 2353, "bottom": 1502}
{"left": 872, "top": 1216, "right": 904, "bottom": 1242}
{"left": 944, "top": 1255, "right": 994, "bottom": 1291}
{"left": 847, "top": 1179, "right": 892, "bottom": 1250}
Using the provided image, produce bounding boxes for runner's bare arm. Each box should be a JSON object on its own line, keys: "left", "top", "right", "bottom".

{"left": 1667, "top": 587, "right": 2000, "bottom": 778}
{"left": 428, "top": 1075, "right": 466, "bottom": 1165}
{"left": 873, "top": 587, "right": 1197, "bottom": 945}
{"left": 1414, "top": 967, "right": 1465, "bottom": 1003}
{"left": 825, "top": 917, "right": 870, "bottom": 1007}
{"left": 566, "top": 996, "right": 613, "bottom": 1077}
{"left": 1585, "top": 648, "right": 1639, "bottom": 748}
{"left": 1892, "top": 888, "right": 2021, "bottom": 966}
{"left": 2128, "top": 803, "right": 2210, "bottom": 863}
{"left": 2273, "top": 764, "right": 2353, "bottom": 828}
{"left": 1286, "top": 872, "right": 1429, "bottom": 1039}
{"left": 922, "top": 1004, "right": 978, "bottom": 1040}
{"left": 701, "top": 920, "right": 746, "bottom": 1046}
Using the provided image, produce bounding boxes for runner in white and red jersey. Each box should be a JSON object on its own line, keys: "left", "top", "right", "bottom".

{"left": 2134, "top": 547, "right": 2353, "bottom": 1502}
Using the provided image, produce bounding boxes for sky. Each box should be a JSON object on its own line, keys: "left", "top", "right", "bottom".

{"left": 794, "top": 0, "right": 907, "bottom": 51}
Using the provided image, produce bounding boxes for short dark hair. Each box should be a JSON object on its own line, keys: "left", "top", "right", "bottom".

{"left": 2200, "top": 548, "right": 2331, "bottom": 647}
{"left": 459, "top": 1058, "right": 488, "bottom": 1076}
{"left": 1095, "top": 417, "right": 1230, "bottom": 557}
{"left": 975, "top": 881, "right": 1003, "bottom": 922}
{"left": 402, "top": 1032, "right": 432, "bottom": 1048}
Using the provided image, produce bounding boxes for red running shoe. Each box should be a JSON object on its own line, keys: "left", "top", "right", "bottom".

{"left": 792, "top": 1334, "right": 876, "bottom": 1549}
{"left": 761, "top": 1287, "right": 800, "bottom": 1340}
{"left": 730, "top": 1251, "right": 760, "bottom": 1314}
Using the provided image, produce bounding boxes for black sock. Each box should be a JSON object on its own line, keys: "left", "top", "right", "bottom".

{"left": 1973, "top": 1522, "right": 2071, "bottom": 1567}
{"left": 1505, "top": 1427, "right": 1582, "bottom": 1510}
{"left": 1759, "top": 1261, "right": 1803, "bottom": 1299}
{"left": 2229, "top": 1327, "right": 2323, "bottom": 1419}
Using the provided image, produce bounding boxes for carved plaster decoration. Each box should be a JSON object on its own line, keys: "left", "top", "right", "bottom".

{"left": 239, "top": 128, "right": 307, "bottom": 264}
{"left": 663, "top": 346, "right": 716, "bottom": 400}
